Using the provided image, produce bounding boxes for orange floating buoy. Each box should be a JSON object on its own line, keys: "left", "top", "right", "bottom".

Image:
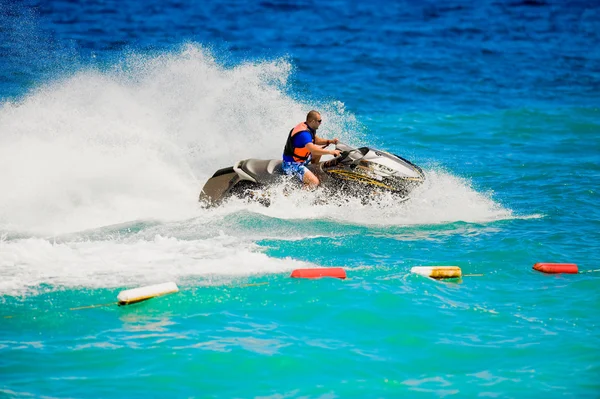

{"left": 290, "top": 267, "right": 347, "bottom": 280}
{"left": 533, "top": 263, "right": 578, "bottom": 274}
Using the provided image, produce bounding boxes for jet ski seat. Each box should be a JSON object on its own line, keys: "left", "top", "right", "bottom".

{"left": 238, "top": 159, "right": 283, "bottom": 182}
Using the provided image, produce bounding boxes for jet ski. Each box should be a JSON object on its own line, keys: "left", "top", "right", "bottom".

{"left": 199, "top": 143, "right": 425, "bottom": 207}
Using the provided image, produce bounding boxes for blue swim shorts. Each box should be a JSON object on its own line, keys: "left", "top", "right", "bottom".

{"left": 282, "top": 160, "right": 309, "bottom": 182}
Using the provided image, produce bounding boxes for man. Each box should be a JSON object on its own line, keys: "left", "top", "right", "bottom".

{"left": 282, "top": 110, "right": 341, "bottom": 188}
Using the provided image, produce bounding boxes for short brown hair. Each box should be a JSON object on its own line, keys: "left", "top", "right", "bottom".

{"left": 306, "top": 110, "right": 321, "bottom": 122}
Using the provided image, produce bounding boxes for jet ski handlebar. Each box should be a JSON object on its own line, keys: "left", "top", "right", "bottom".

{"left": 336, "top": 150, "right": 351, "bottom": 162}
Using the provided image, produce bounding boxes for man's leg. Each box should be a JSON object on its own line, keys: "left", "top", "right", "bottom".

{"left": 302, "top": 169, "right": 320, "bottom": 189}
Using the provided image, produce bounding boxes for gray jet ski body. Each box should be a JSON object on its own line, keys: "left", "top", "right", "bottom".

{"left": 199, "top": 143, "right": 425, "bottom": 206}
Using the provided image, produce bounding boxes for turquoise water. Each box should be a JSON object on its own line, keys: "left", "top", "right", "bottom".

{"left": 1, "top": 1, "right": 600, "bottom": 397}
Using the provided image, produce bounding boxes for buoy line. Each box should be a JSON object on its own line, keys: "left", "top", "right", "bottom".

{"left": 2, "top": 281, "right": 273, "bottom": 318}
{"left": 4, "top": 263, "right": 596, "bottom": 319}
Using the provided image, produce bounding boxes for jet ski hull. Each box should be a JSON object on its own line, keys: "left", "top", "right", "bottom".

{"left": 199, "top": 144, "right": 425, "bottom": 207}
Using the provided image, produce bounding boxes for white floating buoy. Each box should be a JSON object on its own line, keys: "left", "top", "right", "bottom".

{"left": 117, "top": 282, "right": 179, "bottom": 305}
{"left": 411, "top": 266, "right": 462, "bottom": 279}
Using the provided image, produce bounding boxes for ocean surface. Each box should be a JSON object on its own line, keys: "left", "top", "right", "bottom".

{"left": 1, "top": 0, "right": 599, "bottom": 397}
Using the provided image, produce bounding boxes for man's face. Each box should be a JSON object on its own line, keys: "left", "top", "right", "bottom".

{"left": 308, "top": 114, "right": 322, "bottom": 130}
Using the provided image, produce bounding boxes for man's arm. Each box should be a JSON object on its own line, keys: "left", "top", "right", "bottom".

{"left": 305, "top": 142, "right": 341, "bottom": 157}
{"left": 314, "top": 136, "right": 339, "bottom": 146}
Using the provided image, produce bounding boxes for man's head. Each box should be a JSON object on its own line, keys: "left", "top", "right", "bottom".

{"left": 306, "top": 110, "right": 322, "bottom": 131}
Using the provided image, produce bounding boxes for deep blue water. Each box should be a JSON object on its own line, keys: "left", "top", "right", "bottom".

{"left": 1, "top": 1, "right": 599, "bottom": 398}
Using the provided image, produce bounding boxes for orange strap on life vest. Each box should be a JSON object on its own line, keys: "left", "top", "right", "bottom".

{"left": 283, "top": 122, "right": 315, "bottom": 162}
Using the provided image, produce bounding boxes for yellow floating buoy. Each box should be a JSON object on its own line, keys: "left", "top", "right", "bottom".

{"left": 411, "top": 266, "right": 462, "bottom": 279}
{"left": 117, "top": 282, "right": 179, "bottom": 305}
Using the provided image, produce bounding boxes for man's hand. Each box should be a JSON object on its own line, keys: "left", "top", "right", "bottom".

{"left": 330, "top": 138, "right": 340, "bottom": 145}
{"left": 330, "top": 149, "right": 341, "bottom": 157}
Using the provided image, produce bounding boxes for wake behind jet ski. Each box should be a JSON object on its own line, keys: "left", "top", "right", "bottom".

{"left": 199, "top": 142, "right": 425, "bottom": 207}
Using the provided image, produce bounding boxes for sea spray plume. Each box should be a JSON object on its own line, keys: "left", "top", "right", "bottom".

{"left": 110, "top": 45, "right": 362, "bottom": 169}
{"left": 107, "top": 45, "right": 301, "bottom": 167}
{"left": 0, "top": 44, "right": 358, "bottom": 234}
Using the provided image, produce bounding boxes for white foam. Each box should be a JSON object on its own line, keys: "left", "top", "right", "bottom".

{"left": 0, "top": 234, "right": 309, "bottom": 296}
{"left": 217, "top": 168, "right": 514, "bottom": 226}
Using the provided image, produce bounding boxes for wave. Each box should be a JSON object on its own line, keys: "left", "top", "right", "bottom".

{"left": 0, "top": 44, "right": 360, "bottom": 234}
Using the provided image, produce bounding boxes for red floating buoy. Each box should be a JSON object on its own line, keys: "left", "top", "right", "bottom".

{"left": 533, "top": 263, "right": 578, "bottom": 274}
{"left": 290, "top": 267, "right": 347, "bottom": 280}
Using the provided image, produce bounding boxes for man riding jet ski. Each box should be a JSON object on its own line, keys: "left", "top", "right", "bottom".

{"left": 281, "top": 110, "right": 342, "bottom": 189}
{"left": 199, "top": 111, "right": 425, "bottom": 207}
